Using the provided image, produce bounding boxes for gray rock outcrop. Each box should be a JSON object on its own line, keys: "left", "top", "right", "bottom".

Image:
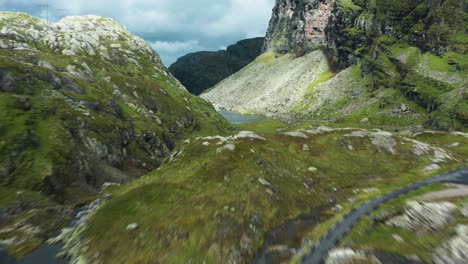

{"left": 386, "top": 201, "right": 457, "bottom": 231}
{"left": 432, "top": 225, "right": 468, "bottom": 264}
{"left": 263, "top": 0, "right": 333, "bottom": 56}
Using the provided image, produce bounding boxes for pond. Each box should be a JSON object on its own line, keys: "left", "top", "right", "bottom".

{"left": 219, "top": 111, "right": 267, "bottom": 124}
{"left": 0, "top": 244, "right": 67, "bottom": 264}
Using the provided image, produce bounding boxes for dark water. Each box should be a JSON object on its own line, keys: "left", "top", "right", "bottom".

{"left": 0, "top": 205, "right": 91, "bottom": 264}
{"left": 219, "top": 111, "right": 267, "bottom": 124}
{"left": 0, "top": 244, "right": 67, "bottom": 264}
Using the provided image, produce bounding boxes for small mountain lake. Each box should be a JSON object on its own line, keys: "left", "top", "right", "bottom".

{"left": 219, "top": 111, "right": 267, "bottom": 124}
{"left": 0, "top": 244, "right": 67, "bottom": 264}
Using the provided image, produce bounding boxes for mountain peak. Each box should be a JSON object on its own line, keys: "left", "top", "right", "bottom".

{"left": 0, "top": 12, "right": 159, "bottom": 65}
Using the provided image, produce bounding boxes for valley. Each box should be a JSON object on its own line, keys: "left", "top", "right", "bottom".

{"left": 0, "top": 0, "right": 467, "bottom": 263}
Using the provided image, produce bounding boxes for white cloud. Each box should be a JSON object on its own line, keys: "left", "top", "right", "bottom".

{"left": 0, "top": 0, "right": 275, "bottom": 65}
{"left": 150, "top": 40, "right": 206, "bottom": 65}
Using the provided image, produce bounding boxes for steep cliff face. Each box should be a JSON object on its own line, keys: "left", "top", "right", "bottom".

{"left": 207, "top": 0, "right": 466, "bottom": 129}
{"left": 263, "top": 0, "right": 333, "bottom": 56}
{"left": 169, "top": 37, "right": 264, "bottom": 95}
{"left": 264, "top": 0, "right": 467, "bottom": 65}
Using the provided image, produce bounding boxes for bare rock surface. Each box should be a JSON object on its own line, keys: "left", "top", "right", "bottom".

{"left": 432, "top": 225, "right": 468, "bottom": 264}
{"left": 386, "top": 201, "right": 457, "bottom": 231}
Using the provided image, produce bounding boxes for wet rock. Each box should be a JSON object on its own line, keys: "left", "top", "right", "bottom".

{"left": 386, "top": 201, "right": 457, "bottom": 231}
{"left": 126, "top": 223, "right": 139, "bottom": 231}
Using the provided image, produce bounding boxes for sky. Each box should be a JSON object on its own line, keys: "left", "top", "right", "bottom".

{"left": 0, "top": 0, "right": 275, "bottom": 65}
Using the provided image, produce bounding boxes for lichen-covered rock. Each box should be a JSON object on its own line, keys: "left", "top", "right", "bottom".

{"left": 344, "top": 130, "right": 397, "bottom": 154}
{"left": 386, "top": 201, "right": 457, "bottom": 231}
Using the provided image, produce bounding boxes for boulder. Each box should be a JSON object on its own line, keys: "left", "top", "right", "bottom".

{"left": 126, "top": 223, "right": 139, "bottom": 231}
{"left": 217, "top": 144, "right": 236, "bottom": 153}
{"left": 258, "top": 177, "right": 271, "bottom": 186}
{"left": 326, "top": 248, "right": 368, "bottom": 264}
{"left": 281, "top": 131, "right": 308, "bottom": 139}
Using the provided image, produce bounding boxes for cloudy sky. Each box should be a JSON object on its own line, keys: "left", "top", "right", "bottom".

{"left": 0, "top": 0, "right": 275, "bottom": 65}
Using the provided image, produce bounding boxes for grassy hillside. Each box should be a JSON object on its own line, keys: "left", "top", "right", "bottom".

{"left": 68, "top": 120, "right": 467, "bottom": 263}
{"left": 0, "top": 12, "right": 227, "bottom": 257}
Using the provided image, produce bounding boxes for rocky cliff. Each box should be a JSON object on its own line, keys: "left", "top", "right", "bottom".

{"left": 205, "top": 0, "right": 467, "bottom": 130}
{"left": 0, "top": 12, "right": 226, "bottom": 255}
{"left": 169, "top": 37, "right": 264, "bottom": 95}
{"left": 263, "top": 0, "right": 466, "bottom": 61}
{"left": 263, "top": 0, "right": 333, "bottom": 56}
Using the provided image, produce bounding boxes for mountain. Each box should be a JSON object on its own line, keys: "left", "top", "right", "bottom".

{"left": 169, "top": 37, "right": 264, "bottom": 95}
{"left": 0, "top": 12, "right": 226, "bottom": 256}
{"left": 1, "top": 4, "right": 467, "bottom": 264}
{"left": 203, "top": 0, "right": 467, "bottom": 130}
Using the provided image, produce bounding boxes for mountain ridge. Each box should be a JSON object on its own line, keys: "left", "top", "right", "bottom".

{"left": 169, "top": 37, "right": 264, "bottom": 95}
{"left": 0, "top": 11, "right": 226, "bottom": 256}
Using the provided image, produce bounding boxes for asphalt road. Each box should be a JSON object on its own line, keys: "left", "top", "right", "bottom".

{"left": 300, "top": 167, "right": 468, "bottom": 264}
